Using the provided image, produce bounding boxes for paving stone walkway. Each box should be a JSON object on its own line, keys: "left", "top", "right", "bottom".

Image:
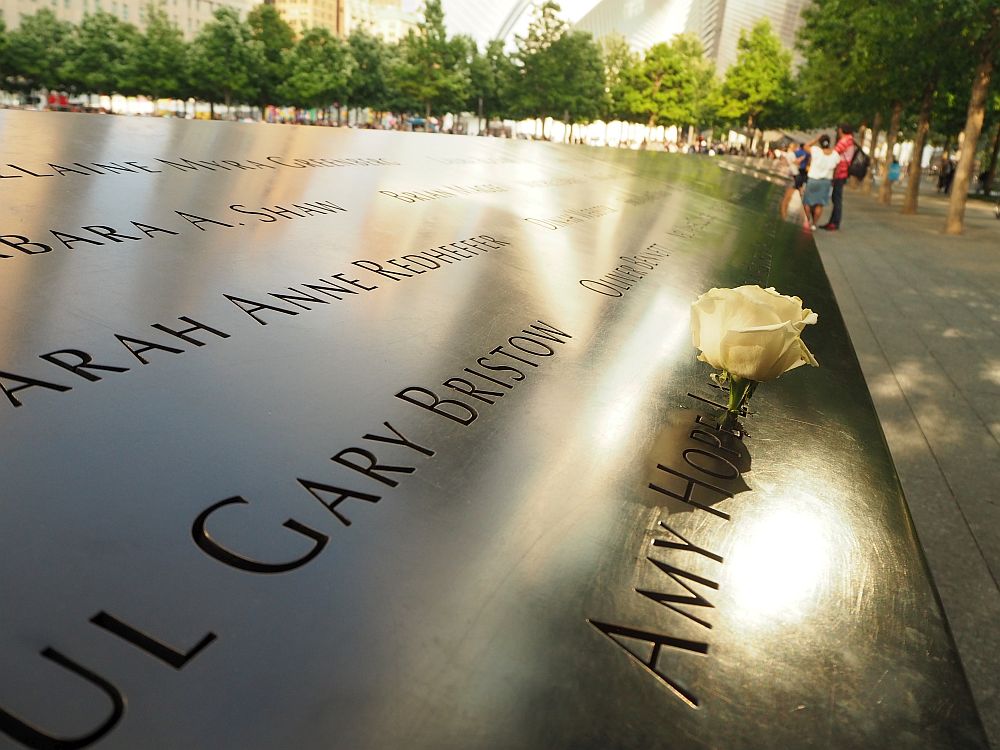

{"left": 797, "top": 178, "right": 1000, "bottom": 747}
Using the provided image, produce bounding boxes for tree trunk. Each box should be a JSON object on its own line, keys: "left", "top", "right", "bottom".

{"left": 902, "top": 82, "right": 935, "bottom": 215}
{"left": 210, "top": 100, "right": 215, "bottom": 119}
{"left": 861, "top": 111, "right": 882, "bottom": 195}
{"left": 879, "top": 102, "right": 903, "bottom": 205}
{"left": 985, "top": 120, "right": 1000, "bottom": 195}
{"left": 944, "top": 8, "right": 998, "bottom": 234}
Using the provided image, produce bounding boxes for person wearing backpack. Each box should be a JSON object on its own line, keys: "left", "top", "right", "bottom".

{"left": 821, "top": 123, "right": 856, "bottom": 231}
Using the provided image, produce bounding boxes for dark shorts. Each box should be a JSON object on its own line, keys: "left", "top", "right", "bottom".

{"left": 793, "top": 172, "right": 807, "bottom": 189}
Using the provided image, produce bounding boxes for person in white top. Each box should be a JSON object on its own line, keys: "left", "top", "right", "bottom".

{"left": 802, "top": 134, "right": 839, "bottom": 230}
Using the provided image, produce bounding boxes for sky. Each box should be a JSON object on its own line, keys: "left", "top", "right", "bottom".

{"left": 401, "top": 0, "right": 603, "bottom": 47}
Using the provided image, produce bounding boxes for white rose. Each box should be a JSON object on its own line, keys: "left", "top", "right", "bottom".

{"left": 690, "top": 285, "right": 819, "bottom": 382}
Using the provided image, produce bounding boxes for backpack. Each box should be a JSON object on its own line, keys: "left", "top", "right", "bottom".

{"left": 848, "top": 144, "right": 870, "bottom": 179}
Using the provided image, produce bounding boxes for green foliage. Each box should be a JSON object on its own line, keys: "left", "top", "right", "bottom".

{"left": 389, "top": 0, "right": 469, "bottom": 118}
{"left": 0, "top": 15, "right": 9, "bottom": 83}
{"left": 796, "top": 0, "right": 960, "bottom": 130}
{"left": 126, "top": 5, "right": 187, "bottom": 101}
{"left": 506, "top": 2, "right": 605, "bottom": 127}
{"left": 277, "top": 27, "right": 354, "bottom": 110}
{"left": 4, "top": 9, "right": 73, "bottom": 92}
{"left": 187, "top": 7, "right": 261, "bottom": 108}
{"left": 719, "top": 19, "right": 792, "bottom": 130}
{"left": 623, "top": 37, "right": 711, "bottom": 127}
{"left": 468, "top": 38, "right": 516, "bottom": 122}
{"left": 671, "top": 34, "right": 721, "bottom": 129}
{"left": 247, "top": 4, "right": 295, "bottom": 108}
{"left": 347, "top": 28, "right": 392, "bottom": 112}
{"left": 64, "top": 12, "right": 139, "bottom": 96}
{"left": 511, "top": 0, "right": 568, "bottom": 119}
{"left": 553, "top": 30, "right": 604, "bottom": 124}
{"left": 599, "top": 34, "right": 639, "bottom": 121}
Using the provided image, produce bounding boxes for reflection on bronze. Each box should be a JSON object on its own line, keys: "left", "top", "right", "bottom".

{"left": 0, "top": 111, "right": 988, "bottom": 749}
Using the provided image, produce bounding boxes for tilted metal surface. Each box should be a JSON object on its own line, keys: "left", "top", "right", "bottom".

{"left": 0, "top": 110, "right": 988, "bottom": 749}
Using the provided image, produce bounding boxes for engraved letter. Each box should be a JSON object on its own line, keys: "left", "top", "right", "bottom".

{"left": 395, "top": 386, "right": 478, "bottom": 425}
{"left": 0, "top": 648, "right": 124, "bottom": 749}
{"left": 90, "top": 611, "right": 216, "bottom": 670}
{"left": 192, "top": 496, "right": 328, "bottom": 574}
{"left": 588, "top": 620, "right": 706, "bottom": 708}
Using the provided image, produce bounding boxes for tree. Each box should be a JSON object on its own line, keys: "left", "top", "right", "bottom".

{"left": 277, "top": 27, "right": 354, "bottom": 112}
{"left": 0, "top": 15, "right": 9, "bottom": 87}
{"left": 126, "top": 5, "right": 187, "bottom": 103}
{"left": 63, "top": 12, "right": 139, "bottom": 99}
{"left": 797, "top": 0, "right": 953, "bottom": 213}
{"left": 549, "top": 30, "right": 604, "bottom": 132}
{"left": 945, "top": 4, "right": 1000, "bottom": 234}
{"left": 674, "top": 33, "right": 721, "bottom": 130}
{"left": 468, "top": 38, "right": 515, "bottom": 129}
{"left": 623, "top": 40, "right": 695, "bottom": 128}
{"left": 346, "top": 28, "right": 393, "bottom": 117}
{"left": 390, "top": 0, "right": 469, "bottom": 119}
{"left": 3, "top": 9, "right": 73, "bottom": 94}
{"left": 600, "top": 34, "right": 639, "bottom": 122}
{"left": 511, "top": 0, "right": 568, "bottom": 124}
{"left": 247, "top": 4, "right": 295, "bottom": 110}
{"left": 719, "top": 20, "right": 792, "bottom": 132}
{"left": 187, "top": 7, "right": 261, "bottom": 115}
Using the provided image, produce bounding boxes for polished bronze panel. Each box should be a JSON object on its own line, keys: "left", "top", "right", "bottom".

{"left": 0, "top": 110, "right": 987, "bottom": 749}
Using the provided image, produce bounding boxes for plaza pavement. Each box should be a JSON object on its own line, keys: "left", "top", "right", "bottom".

{"left": 714, "top": 161, "right": 1000, "bottom": 750}
{"left": 721, "top": 156, "right": 1000, "bottom": 744}
{"left": 809, "top": 182, "right": 1000, "bottom": 747}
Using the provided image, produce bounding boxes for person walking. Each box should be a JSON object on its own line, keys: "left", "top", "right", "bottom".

{"left": 802, "top": 134, "right": 840, "bottom": 230}
{"left": 821, "top": 124, "right": 855, "bottom": 231}
{"left": 888, "top": 158, "right": 902, "bottom": 184}
{"left": 779, "top": 142, "right": 809, "bottom": 218}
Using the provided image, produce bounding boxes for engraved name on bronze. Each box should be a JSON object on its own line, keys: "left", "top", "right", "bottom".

{"left": 0, "top": 234, "right": 511, "bottom": 410}
{"left": 523, "top": 204, "right": 617, "bottom": 230}
{"left": 580, "top": 243, "right": 670, "bottom": 297}
{"left": 0, "top": 155, "right": 399, "bottom": 183}
{"left": 0, "top": 200, "right": 345, "bottom": 262}
{"left": 590, "top": 397, "right": 750, "bottom": 710}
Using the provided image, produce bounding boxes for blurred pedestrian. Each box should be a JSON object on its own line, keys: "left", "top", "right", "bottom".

{"left": 803, "top": 134, "right": 840, "bottom": 230}
{"left": 937, "top": 154, "right": 954, "bottom": 193}
{"left": 820, "top": 123, "right": 855, "bottom": 231}
{"left": 779, "top": 142, "right": 809, "bottom": 219}
{"left": 888, "top": 158, "right": 902, "bottom": 184}
{"left": 943, "top": 159, "right": 956, "bottom": 194}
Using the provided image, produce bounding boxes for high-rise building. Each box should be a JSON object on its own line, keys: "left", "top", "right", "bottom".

{"left": 271, "top": 0, "right": 415, "bottom": 40}
{"left": 343, "top": 0, "right": 417, "bottom": 43}
{"left": 702, "top": 0, "right": 809, "bottom": 70}
{"left": 0, "top": 0, "right": 255, "bottom": 38}
{"left": 572, "top": 0, "right": 809, "bottom": 71}
{"left": 574, "top": 0, "right": 698, "bottom": 53}
{"left": 272, "top": 0, "right": 343, "bottom": 36}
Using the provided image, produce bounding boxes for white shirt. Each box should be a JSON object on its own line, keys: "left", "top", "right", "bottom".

{"left": 808, "top": 147, "right": 840, "bottom": 180}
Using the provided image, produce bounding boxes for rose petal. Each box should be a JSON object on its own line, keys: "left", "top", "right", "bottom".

{"left": 690, "top": 285, "right": 819, "bottom": 381}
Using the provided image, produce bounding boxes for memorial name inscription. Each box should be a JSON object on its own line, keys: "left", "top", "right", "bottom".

{"left": 0, "top": 154, "right": 399, "bottom": 182}
{"left": 0, "top": 317, "right": 571, "bottom": 750}
{"left": 0, "top": 233, "right": 510, "bottom": 409}
{"left": 591, "top": 395, "right": 750, "bottom": 710}
{"left": 0, "top": 201, "right": 345, "bottom": 260}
